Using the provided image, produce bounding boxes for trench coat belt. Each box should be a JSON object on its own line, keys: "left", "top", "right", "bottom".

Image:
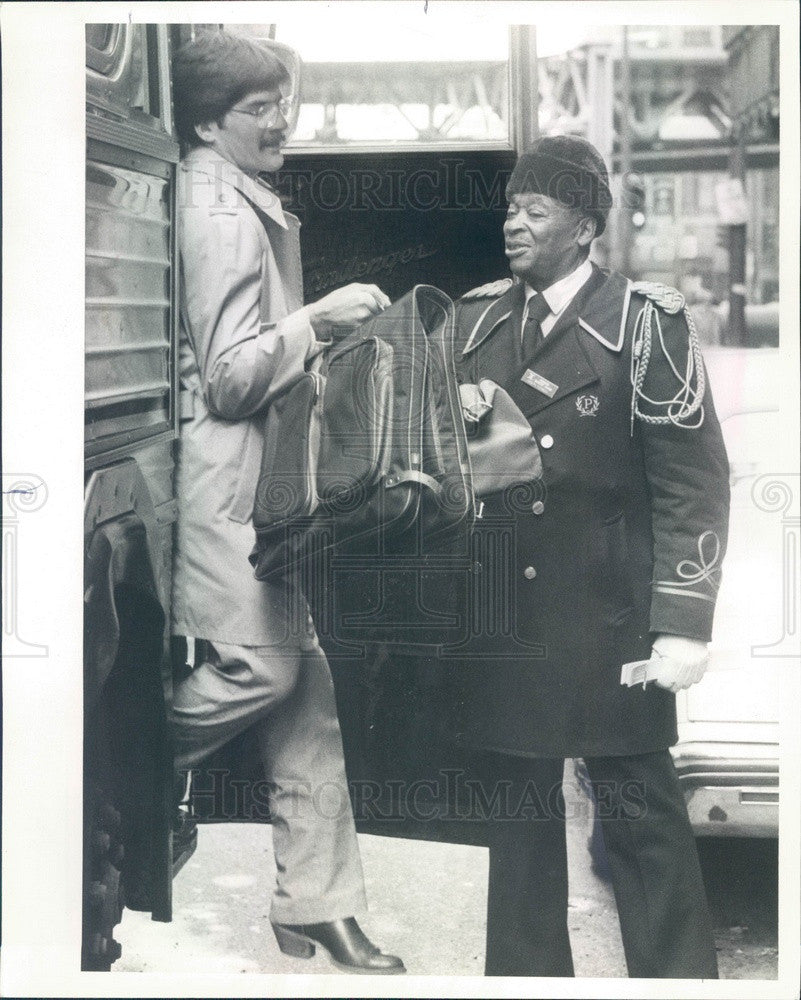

{"left": 179, "top": 387, "right": 196, "bottom": 421}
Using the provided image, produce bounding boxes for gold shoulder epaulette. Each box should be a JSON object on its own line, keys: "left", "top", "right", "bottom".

{"left": 630, "top": 281, "right": 685, "bottom": 315}
{"left": 461, "top": 278, "right": 513, "bottom": 300}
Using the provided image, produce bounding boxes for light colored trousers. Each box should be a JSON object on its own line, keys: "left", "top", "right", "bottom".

{"left": 171, "top": 625, "right": 367, "bottom": 925}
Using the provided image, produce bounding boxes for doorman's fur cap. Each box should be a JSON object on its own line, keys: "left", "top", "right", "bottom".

{"left": 507, "top": 135, "right": 613, "bottom": 235}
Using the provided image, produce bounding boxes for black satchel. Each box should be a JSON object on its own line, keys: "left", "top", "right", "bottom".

{"left": 250, "top": 285, "right": 475, "bottom": 645}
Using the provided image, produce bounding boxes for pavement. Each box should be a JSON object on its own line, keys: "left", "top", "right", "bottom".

{"left": 116, "top": 762, "right": 777, "bottom": 980}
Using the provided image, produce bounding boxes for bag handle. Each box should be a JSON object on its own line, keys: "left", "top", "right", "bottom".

{"left": 384, "top": 469, "right": 443, "bottom": 496}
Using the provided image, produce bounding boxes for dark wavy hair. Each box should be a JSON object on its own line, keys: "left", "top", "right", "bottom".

{"left": 173, "top": 30, "right": 290, "bottom": 147}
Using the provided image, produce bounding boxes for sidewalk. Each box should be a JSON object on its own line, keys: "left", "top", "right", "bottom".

{"left": 115, "top": 764, "right": 628, "bottom": 977}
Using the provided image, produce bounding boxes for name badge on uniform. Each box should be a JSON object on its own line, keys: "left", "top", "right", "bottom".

{"left": 521, "top": 369, "right": 558, "bottom": 398}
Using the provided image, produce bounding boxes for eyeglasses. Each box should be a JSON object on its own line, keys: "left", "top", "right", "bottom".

{"left": 228, "top": 98, "right": 293, "bottom": 128}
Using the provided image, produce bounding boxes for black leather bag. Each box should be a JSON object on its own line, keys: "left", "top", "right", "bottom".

{"left": 250, "top": 285, "right": 475, "bottom": 645}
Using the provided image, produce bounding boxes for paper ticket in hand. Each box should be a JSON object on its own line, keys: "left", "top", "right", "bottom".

{"left": 620, "top": 659, "right": 660, "bottom": 688}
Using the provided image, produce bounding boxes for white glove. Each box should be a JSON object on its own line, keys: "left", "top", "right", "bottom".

{"left": 650, "top": 634, "right": 709, "bottom": 693}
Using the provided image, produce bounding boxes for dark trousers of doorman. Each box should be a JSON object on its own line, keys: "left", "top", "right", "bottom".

{"left": 476, "top": 749, "right": 719, "bottom": 978}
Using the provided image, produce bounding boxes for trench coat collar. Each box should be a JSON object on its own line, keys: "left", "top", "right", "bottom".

{"left": 182, "top": 146, "right": 289, "bottom": 230}
{"left": 462, "top": 264, "right": 632, "bottom": 357}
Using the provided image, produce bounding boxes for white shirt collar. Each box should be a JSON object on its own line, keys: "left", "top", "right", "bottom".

{"left": 523, "top": 258, "right": 593, "bottom": 336}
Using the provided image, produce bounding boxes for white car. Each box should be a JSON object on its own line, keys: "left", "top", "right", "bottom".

{"left": 672, "top": 346, "right": 789, "bottom": 838}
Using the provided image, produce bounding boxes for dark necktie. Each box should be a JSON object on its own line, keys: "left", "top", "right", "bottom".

{"left": 522, "top": 293, "right": 551, "bottom": 360}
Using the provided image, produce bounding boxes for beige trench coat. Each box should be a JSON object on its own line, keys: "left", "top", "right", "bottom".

{"left": 171, "top": 147, "right": 325, "bottom": 644}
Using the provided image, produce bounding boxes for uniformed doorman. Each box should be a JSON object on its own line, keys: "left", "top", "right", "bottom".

{"left": 454, "top": 135, "right": 730, "bottom": 978}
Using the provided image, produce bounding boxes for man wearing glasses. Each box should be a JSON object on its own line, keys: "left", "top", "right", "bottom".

{"left": 170, "top": 31, "right": 403, "bottom": 973}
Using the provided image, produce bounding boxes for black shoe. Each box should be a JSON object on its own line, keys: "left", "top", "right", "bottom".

{"left": 272, "top": 916, "right": 405, "bottom": 974}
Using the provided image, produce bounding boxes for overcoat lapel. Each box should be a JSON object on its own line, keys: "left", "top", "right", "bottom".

{"left": 461, "top": 281, "right": 527, "bottom": 360}
{"left": 507, "top": 266, "right": 607, "bottom": 417}
{"left": 577, "top": 268, "right": 632, "bottom": 352}
{"left": 507, "top": 327, "right": 599, "bottom": 418}
{"left": 462, "top": 265, "right": 634, "bottom": 417}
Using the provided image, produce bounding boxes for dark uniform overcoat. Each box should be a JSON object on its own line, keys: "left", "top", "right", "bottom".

{"left": 453, "top": 264, "right": 730, "bottom": 758}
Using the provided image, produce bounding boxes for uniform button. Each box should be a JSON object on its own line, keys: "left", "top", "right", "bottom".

{"left": 531, "top": 500, "right": 545, "bottom": 515}
{"left": 540, "top": 434, "right": 554, "bottom": 449}
{"left": 523, "top": 566, "right": 537, "bottom": 580}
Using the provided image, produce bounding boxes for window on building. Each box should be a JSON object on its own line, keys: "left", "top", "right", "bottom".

{"left": 682, "top": 26, "right": 714, "bottom": 48}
